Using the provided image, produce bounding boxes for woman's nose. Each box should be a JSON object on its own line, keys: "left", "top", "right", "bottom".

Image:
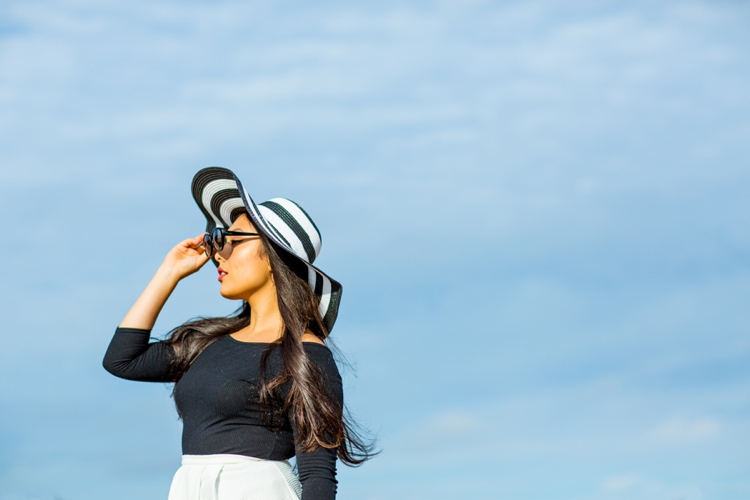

{"left": 214, "top": 245, "right": 232, "bottom": 261}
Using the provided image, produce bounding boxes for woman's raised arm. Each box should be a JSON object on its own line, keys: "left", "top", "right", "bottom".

{"left": 103, "top": 234, "right": 210, "bottom": 382}
{"left": 119, "top": 234, "right": 210, "bottom": 329}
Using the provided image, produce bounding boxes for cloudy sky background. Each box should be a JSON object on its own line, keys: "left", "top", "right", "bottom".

{"left": 1, "top": 1, "right": 749, "bottom": 499}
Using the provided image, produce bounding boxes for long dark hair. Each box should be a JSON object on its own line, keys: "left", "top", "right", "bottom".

{"left": 163, "top": 224, "right": 376, "bottom": 465}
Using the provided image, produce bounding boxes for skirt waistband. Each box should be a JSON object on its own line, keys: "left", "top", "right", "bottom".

{"left": 181, "top": 454, "right": 286, "bottom": 466}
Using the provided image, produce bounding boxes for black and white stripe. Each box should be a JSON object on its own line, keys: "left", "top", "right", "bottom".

{"left": 259, "top": 199, "right": 321, "bottom": 263}
{"left": 190, "top": 166, "right": 342, "bottom": 332}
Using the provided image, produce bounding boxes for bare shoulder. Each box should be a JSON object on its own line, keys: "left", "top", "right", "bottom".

{"left": 301, "top": 330, "right": 325, "bottom": 345}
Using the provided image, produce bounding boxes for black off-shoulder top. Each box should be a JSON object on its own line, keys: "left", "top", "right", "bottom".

{"left": 103, "top": 327, "right": 342, "bottom": 500}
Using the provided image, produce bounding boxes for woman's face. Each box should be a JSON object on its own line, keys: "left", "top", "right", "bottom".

{"left": 213, "top": 213, "right": 274, "bottom": 301}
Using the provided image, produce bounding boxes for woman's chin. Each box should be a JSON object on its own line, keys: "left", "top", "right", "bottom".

{"left": 218, "top": 285, "right": 240, "bottom": 300}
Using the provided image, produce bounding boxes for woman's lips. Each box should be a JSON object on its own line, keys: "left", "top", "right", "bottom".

{"left": 218, "top": 267, "right": 228, "bottom": 281}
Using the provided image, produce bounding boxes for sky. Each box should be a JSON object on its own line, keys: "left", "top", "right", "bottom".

{"left": 0, "top": 1, "right": 749, "bottom": 499}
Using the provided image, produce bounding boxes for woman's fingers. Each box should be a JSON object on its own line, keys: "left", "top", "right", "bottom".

{"left": 191, "top": 235, "right": 210, "bottom": 261}
{"left": 190, "top": 234, "right": 204, "bottom": 244}
{"left": 178, "top": 235, "right": 205, "bottom": 249}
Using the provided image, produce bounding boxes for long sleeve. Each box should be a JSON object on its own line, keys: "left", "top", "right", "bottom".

{"left": 102, "top": 327, "right": 176, "bottom": 382}
{"left": 295, "top": 440, "right": 339, "bottom": 500}
{"left": 293, "top": 345, "right": 344, "bottom": 500}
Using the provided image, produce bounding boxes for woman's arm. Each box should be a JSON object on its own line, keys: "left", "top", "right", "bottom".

{"left": 102, "top": 326, "right": 175, "bottom": 382}
{"left": 293, "top": 345, "right": 344, "bottom": 500}
{"left": 120, "top": 235, "right": 208, "bottom": 329}
{"left": 103, "top": 234, "right": 210, "bottom": 382}
{"left": 295, "top": 440, "right": 340, "bottom": 500}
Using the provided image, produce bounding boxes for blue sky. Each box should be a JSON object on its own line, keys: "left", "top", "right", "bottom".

{"left": 0, "top": 1, "right": 749, "bottom": 499}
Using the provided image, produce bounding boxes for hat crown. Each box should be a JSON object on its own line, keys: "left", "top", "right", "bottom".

{"left": 258, "top": 198, "right": 322, "bottom": 264}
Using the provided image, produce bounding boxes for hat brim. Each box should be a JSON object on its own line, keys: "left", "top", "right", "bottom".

{"left": 191, "top": 166, "right": 342, "bottom": 332}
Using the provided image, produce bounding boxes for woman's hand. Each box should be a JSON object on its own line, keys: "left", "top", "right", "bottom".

{"left": 119, "top": 234, "right": 211, "bottom": 330}
{"left": 161, "top": 234, "right": 211, "bottom": 281}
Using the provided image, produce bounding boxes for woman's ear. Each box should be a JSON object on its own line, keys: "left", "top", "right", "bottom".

{"left": 263, "top": 250, "right": 273, "bottom": 276}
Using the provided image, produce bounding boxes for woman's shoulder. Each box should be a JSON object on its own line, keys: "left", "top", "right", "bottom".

{"left": 300, "top": 332, "right": 335, "bottom": 362}
{"left": 301, "top": 339, "right": 334, "bottom": 359}
{"left": 301, "top": 331, "right": 325, "bottom": 345}
{"left": 301, "top": 339, "right": 339, "bottom": 375}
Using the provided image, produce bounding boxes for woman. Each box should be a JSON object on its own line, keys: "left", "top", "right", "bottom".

{"left": 103, "top": 167, "right": 373, "bottom": 500}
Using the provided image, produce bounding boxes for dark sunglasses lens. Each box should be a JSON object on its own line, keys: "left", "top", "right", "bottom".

{"left": 203, "top": 233, "right": 214, "bottom": 258}
{"left": 212, "top": 228, "right": 225, "bottom": 252}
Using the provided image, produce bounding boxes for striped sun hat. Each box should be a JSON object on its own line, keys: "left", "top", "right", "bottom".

{"left": 190, "top": 166, "right": 342, "bottom": 332}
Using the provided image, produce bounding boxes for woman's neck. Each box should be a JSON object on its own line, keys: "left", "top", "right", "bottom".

{"left": 233, "top": 290, "right": 284, "bottom": 343}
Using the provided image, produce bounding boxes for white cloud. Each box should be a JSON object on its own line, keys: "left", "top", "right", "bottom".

{"left": 648, "top": 417, "right": 721, "bottom": 444}
{"left": 422, "top": 410, "right": 482, "bottom": 436}
{"left": 392, "top": 410, "right": 483, "bottom": 452}
{"left": 602, "top": 473, "right": 641, "bottom": 492}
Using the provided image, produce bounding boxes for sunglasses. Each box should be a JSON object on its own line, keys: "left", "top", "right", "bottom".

{"left": 202, "top": 227, "right": 259, "bottom": 258}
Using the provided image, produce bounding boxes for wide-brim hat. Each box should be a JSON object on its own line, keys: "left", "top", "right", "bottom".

{"left": 190, "top": 166, "right": 342, "bottom": 332}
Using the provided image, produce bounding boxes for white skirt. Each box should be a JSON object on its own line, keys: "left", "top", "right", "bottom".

{"left": 167, "top": 454, "right": 302, "bottom": 500}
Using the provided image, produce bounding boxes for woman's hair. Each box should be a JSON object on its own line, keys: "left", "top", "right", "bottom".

{"left": 163, "top": 223, "right": 376, "bottom": 465}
